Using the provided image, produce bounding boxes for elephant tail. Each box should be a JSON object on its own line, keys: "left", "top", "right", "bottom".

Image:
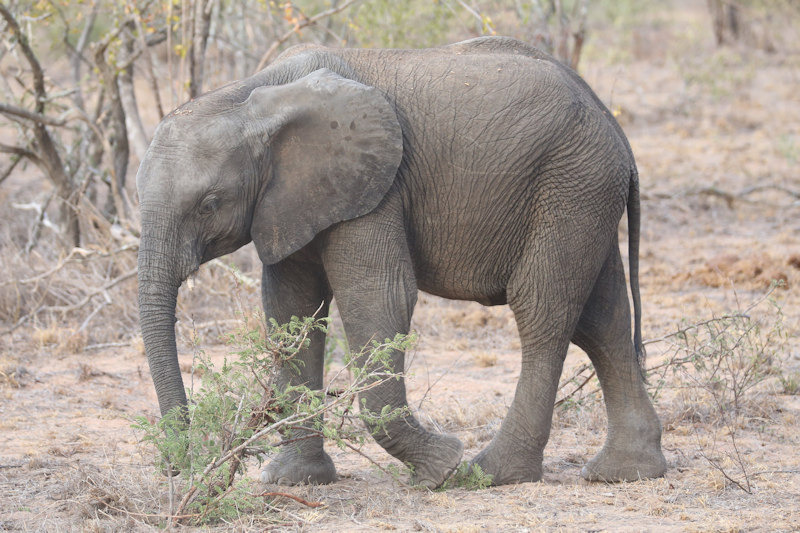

{"left": 628, "top": 169, "right": 647, "bottom": 379}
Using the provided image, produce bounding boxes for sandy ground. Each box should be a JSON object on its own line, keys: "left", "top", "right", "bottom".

{"left": 1, "top": 4, "right": 799, "bottom": 532}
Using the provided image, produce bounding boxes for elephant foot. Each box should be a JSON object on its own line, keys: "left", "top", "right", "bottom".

{"left": 470, "top": 441, "right": 542, "bottom": 485}
{"left": 383, "top": 432, "right": 463, "bottom": 489}
{"left": 260, "top": 448, "right": 337, "bottom": 486}
{"left": 407, "top": 433, "right": 464, "bottom": 489}
{"left": 581, "top": 443, "right": 667, "bottom": 482}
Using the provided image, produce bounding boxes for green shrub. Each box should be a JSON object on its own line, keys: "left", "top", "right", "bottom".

{"left": 134, "top": 313, "right": 414, "bottom": 525}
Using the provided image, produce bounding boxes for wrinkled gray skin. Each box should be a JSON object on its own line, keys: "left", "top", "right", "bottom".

{"left": 137, "top": 36, "right": 666, "bottom": 488}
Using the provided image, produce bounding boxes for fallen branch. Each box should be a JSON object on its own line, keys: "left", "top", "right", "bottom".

{"left": 84, "top": 342, "right": 131, "bottom": 351}
{"left": 750, "top": 469, "right": 800, "bottom": 477}
{"left": 258, "top": 491, "right": 325, "bottom": 508}
{"left": 739, "top": 184, "right": 800, "bottom": 200}
{"left": 642, "top": 184, "right": 800, "bottom": 207}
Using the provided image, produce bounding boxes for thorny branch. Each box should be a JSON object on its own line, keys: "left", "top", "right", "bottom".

{"left": 643, "top": 313, "right": 751, "bottom": 347}
{"left": 555, "top": 285, "right": 781, "bottom": 408}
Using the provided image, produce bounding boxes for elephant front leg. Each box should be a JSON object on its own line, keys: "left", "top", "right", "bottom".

{"left": 321, "top": 211, "right": 463, "bottom": 489}
{"left": 259, "top": 258, "right": 337, "bottom": 486}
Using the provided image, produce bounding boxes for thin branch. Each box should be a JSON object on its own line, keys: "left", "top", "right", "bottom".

{"left": 254, "top": 0, "right": 362, "bottom": 72}
{"left": 556, "top": 362, "right": 592, "bottom": 393}
{"left": 554, "top": 368, "right": 596, "bottom": 408}
{"left": 0, "top": 4, "right": 46, "bottom": 115}
{"left": 645, "top": 284, "right": 778, "bottom": 348}
{"left": 0, "top": 102, "right": 67, "bottom": 126}
{"left": 0, "top": 143, "right": 40, "bottom": 165}
{"left": 47, "top": 0, "right": 97, "bottom": 113}
{"left": 0, "top": 155, "right": 21, "bottom": 186}
{"left": 209, "top": 259, "right": 258, "bottom": 287}
{"left": 416, "top": 351, "right": 465, "bottom": 410}
{"left": 77, "top": 299, "right": 110, "bottom": 332}
{"left": 24, "top": 189, "right": 56, "bottom": 254}
{"left": 643, "top": 313, "right": 750, "bottom": 346}
{"left": 455, "top": 0, "right": 483, "bottom": 23}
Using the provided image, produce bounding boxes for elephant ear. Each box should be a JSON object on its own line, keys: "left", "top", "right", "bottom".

{"left": 247, "top": 68, "right": 403, "bottom": 265}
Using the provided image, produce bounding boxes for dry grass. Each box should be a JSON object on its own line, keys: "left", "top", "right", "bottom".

{"left": 472, "top": 351, "right": 498, "bottom": 368}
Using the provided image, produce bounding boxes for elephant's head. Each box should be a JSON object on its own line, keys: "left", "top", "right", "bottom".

{"left": 137, "top": 68, "right": 403, "bottom": 417}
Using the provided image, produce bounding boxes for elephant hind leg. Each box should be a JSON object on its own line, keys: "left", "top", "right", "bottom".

{"left": 572, "top": 246, "right": 666, "bottom": 482}
{"left": 471, "top": 220, "right": 608, "bottom": 485}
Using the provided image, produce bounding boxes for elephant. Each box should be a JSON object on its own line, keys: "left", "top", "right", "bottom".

{"left": 136, "top": 36, "right": 667, "bottom": 489}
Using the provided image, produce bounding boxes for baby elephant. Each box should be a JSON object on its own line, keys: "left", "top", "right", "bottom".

{"left": 137, "top": 36, "right": 666, "bottom": 488}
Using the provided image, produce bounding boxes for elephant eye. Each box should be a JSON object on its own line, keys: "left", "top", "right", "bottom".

{"left": 199, "top": 194, "right": 220, "bottom": 215}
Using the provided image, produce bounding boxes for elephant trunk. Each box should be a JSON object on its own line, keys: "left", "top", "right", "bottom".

{"left": 138, "top": 211, "right": 188, "bottom": 417}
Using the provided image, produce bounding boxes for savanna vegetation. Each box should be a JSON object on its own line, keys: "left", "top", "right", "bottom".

{"left": 1, "top": 0, "right": 799, "bottom": 530}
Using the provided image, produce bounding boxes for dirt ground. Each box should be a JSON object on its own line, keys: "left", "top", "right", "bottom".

{"left": 2, "top": 3, "right": 799, "bottom": 532}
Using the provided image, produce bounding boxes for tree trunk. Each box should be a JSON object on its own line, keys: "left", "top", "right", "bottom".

{"left": 94, "top": 35, "right": 130, "bottom": 221}
{"left": 708, "top": 0, "right": 741, "bottom": 46}
{"left": 120, "top": 22, "right": 150, "bottom": 161}
{"left": 189, "top": 0, "right": 215, "bottom": 98}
